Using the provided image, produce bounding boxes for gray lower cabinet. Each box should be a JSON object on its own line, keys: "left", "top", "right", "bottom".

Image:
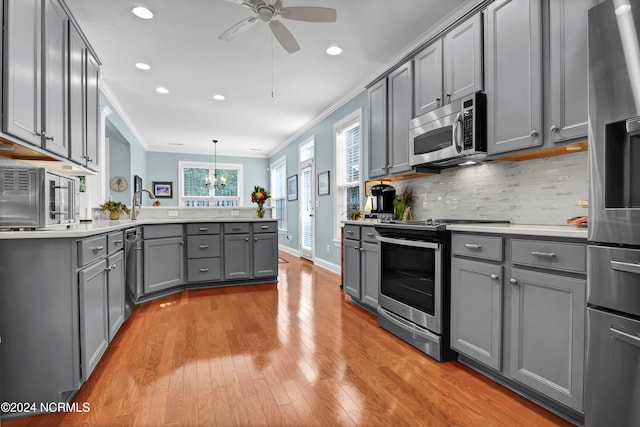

{"left": 224, "top": 234, "right": 251, "bottom": 280}
{"left": 253, "top": 232, "right": 278, "bottom": 278}
{"left": 223, "top": 222, "right": 278, "bottom": 281}
{"left": 107, "top": 250, "right": 125, "bottom": 342}
{"left": 143, "top": 225, "right": 185, "bottom": 294}
{"left": 342, "top": 224, "right": 379, "bottom": 310}
{"left": 78, "top": 257, "right": 109, "bottom": 381}
{"left": 343, "top": 237, "right": 361, "bottom": 299}
{"left": 361, "top": 240, "right": 379, "bottom": 309}
{"left": 187, "top": 223, "right": 222, "bottom": 283}
{"left": 509, "top": 267, "right": 585, "bottom": 412}
{"left": 450, "top": 257, "right": 503, "bottom": 370}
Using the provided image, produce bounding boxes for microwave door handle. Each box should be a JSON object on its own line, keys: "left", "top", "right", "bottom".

{"left": 453, "top": 112, "right": 463, "bottom": 153}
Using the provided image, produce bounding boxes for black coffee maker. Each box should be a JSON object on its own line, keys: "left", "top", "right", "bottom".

{"left": 369, "top": 184, "right": 396, "bottom": 219}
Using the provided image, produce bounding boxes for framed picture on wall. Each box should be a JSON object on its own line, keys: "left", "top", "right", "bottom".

{"left": 152, "top": 181, "right": 173, "bottom": 198}
{"left": 134, "top": 175, "right": 142, "bottom": 204}
{"left": 317, "top": 171, "right": 330, "bottom": 196}
{"left": 287, "top": 174, "right": 298, "bottom": 201}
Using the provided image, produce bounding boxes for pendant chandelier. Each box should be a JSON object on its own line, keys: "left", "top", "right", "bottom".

{"left": 204, "top": 139, "right": 226, "bottom": 189}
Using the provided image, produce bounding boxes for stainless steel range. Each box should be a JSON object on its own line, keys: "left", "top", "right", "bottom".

{"left": 374, "top": 219, "right": 507, "bottom": 361}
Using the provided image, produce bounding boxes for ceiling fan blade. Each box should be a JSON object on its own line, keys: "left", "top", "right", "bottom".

{"left": 280, "top": 6, "right": 337, "bottom": 23}
{"left": 269, "top": 20, "right": 300, "bottom": 53}
{"left": 266, "top": 0, "right": 277, "bottom": 5}
{"left": 218, "top": 16, "right": 258, "bottom": 41}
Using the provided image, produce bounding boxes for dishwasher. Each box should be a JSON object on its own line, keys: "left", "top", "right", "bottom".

{"left": 124, "top": 227, "right": 143, "bottom": 319}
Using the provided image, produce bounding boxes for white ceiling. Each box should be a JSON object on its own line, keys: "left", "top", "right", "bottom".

{"left": 65, "top": 0, "right": 468, "bottom": 157}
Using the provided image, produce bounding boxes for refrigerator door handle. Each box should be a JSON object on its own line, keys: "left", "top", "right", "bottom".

{"left": 610, "top": 259, "right": 640, "bottom": 275}
{"left": 610, "top": 325, "right": 640, "bottom": 349}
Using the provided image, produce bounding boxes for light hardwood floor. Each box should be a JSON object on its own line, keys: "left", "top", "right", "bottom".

{"left": 4, "top": 252, "right": 572, "bottom": 426}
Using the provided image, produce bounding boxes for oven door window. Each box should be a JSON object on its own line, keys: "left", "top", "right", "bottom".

{"left": 380, "top": 242, "right": 436, "bottom": 315}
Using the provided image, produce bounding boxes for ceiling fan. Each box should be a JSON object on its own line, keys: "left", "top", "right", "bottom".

{"left": 219, "top": 0, "right": 337, "bottom": 54}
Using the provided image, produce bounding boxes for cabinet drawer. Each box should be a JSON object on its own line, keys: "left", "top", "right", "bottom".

{"left": 361, "top": 226, "right": 379, "bottom": 244}
{"left": 188, "top": 258, "right": 222, "bottom": 282}
{"left": 252, "top": 222, "right": 277, "bottom": 233}
{"left": 143, "top": 224, "right": 183, "bottom": 239}
{"left": 452, "top": 233, "right": 503, "bottom": 261}
{"left": 186, "top": 223, "right": 221, "bottom": 235}
{"left": 511, "top": 239, "right": 586, "bottom": 273}
{"left": 187, "top": 235, "right": 221, "bottom": 259}
{"left": 224, "top": 223, "right": 250, "bottom": 234}
{"left": 78, "top": 234, "right": 108, "bottom": 267}
{"left": 343, "top": 224, "right": 360, "bottom": 240}
{"left": 107, "top": 231, "right": 124, "bottom": 254}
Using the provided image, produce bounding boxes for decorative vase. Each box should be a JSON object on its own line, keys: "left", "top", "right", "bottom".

{"left": 256, "top": 204, "right": 265, "bottom": 219}
{"left": 109, "top": 211, "right": 120, "bottom": 220}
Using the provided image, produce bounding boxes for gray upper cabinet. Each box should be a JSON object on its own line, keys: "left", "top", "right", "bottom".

{"left": 486, "top": 0, "right": 543, "bottom": 155}
{"left": 4, "top": 0, "right": 43, "bottom": 146}
{"left": 450, "top": 257, "right": 503, "bottom": 371}
{"left": 546, "top": 0, "right": 595, "bottom": 144}
{"left": 413, "top": 39, "right": 443, "bottom": 117}
{"left": 42, "top": 0, "right": 68, "bottom": 157}
{"left": 387, "top": 62, "right": 413, "bottom": 175}
{"left": 68, "top": 25, "right": 86, "bottom": 165}
{"left": 143, "top": 236, "right": 185, "bottom": 294}
{"left": 509, "top": 267, "right": 585, "bottom": 412}
{"left": 368, "top": 79, "right": 388, "bottom": 178}
{"left": 85, "top": 51, "right": 100, "bottom": 171}
{"left": 443, "top": 13, "right": 483, "bottom": 103}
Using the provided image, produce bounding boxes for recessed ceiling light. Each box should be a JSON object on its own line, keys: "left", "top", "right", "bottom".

{"left": 213, "top": 94, "right": 225, "bottom": 101}
{"left": 132, "top": 6, "right": 153, "bottom": 19}
{"left": 168, "top": 143, "right": 184, "bottom": 146}
{"left": 326, "top": 45, "right": 343, "bottom": 56}
{"left": 249, "top": 148, "right": 262, "bottom": 151}
{"left": 155, "top": 87, "right": 169, "bottom": 94}
{"left": 135, "top": 62, "right": 151, "bottom": 70}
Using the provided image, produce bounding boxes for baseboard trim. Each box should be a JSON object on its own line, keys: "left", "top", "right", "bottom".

{"left": 278, "top": 244, "right": 300, "bottom": 258}
{"left": 312, "top": 257, "right": 341, "bottom": 274}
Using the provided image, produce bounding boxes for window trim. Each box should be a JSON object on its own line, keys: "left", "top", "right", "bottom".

{"left": 270, "top": 155, "right": 287, "bottom": 231}
{"left": 178, "top": 160, "right": 244, "bottom": 206}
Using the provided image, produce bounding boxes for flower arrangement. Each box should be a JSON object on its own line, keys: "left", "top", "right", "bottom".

{"left": 99, "top": 200, "right": 130, "bottom": 220}
{"left": 251, "top": 186, "right": 271, "bottom": 218}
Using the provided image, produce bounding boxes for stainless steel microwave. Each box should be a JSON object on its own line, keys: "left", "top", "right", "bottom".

{"left": 0, "top": 166, "right": 79, "bottom": 229}
{"left": 409, "top": 92, "right": 486, "bottom": 167}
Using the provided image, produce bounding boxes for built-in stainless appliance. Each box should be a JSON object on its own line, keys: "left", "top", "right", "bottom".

{"left": 375, "top": 219, "right": 505, "bottom": 361}
{"left": 125, "top": 227, "right": 143, "bottom": 312}
{"left": 0, "top": 166, "right": 79, "bottom": 229}
{"left": 586, "top": 2, "right": 640, "bottom": 425}
{"left": 409, "top": 92, "right": 486, "bottom": 168}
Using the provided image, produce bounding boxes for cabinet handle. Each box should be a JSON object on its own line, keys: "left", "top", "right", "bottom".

{"left": 232, "top": 226, "right": 241, "bottom": 230}
{"left": 199, "top": 244, "right": 209, "bottom": 249}
{"left": 530, "top": 130, "right": 539, "bottom": 138}
{"left": 490, "top": 274, "right": 498, "bottom": 280}
{"left": 366, "top": 233, "right": 376, "bottom": 237}
{"left": 353, "top": 246, "right": 360, "bottom": 251}
{"left": 110, "top": 263, "right": 116, "bottom": 270}
{"left": 245, "top": 238, "right": 249, "bottom": 241}
{"left": 531, "top": 251, "right": 556, "bottom": 258}
{"left": 180, "top": 241, "right": 184, "bottom": 245}
{"left": 92, "top": 245, "right": 104, "bottom": 252}
{"left": 261, "top": 225, "right": 269, "bottom": 229}
{"left": 199, "top": 227, "right": 208, "bottom": 231}
{"left": 550, "top": 125, "right": 559, "bottom": 133}
{"left": 199, "top": 268, "right": 209, "bottom": 272}
{"left": 45, "top": 136, "right": 54, "bottom": 141}
{"left": 359, "top": 247, "right": 365, "bottom": 252}
{"left": 105, "top": 264, "right": 116, "bottom": 271}
{"left": 446, "top": 94, "right": 451, "bottom": 101}
{"left": 435, "top": 97, "right": 441, "bottom": 102}
{"left": 113, "top": 240, "right": 123, "bottom": 245}
{"left": 255, "top": 237, "right": 258, "bottom": 242}
{"left": 464, "top": 243, "right": 482, "bottom": 249}
{"left": 509, "top": 278, "right": 518, "bottom": 285}
{"left": 346, "top": 230, "right": 354, "bottom": 234}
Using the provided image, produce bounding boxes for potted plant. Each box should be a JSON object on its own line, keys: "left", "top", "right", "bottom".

{"left": 349, "top": 209, "right": 363, "bottom": 220}
{"left": 394, "top": 187, "right": 416, "bottom": 220}
{"left": 99, "top": 200, "right": 130, "bottom": 220}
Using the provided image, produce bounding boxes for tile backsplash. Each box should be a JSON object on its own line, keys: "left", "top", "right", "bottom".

{"left": 395, "top": 151, "right": 588, "bottom": 225}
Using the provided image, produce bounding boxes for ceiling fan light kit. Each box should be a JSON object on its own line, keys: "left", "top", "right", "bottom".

{"left": 220, "top": 0, "right": 337, "bottom": 54}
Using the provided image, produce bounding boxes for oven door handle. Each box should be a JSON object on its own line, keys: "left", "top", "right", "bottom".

{"left": 610, "top": 325, "right": 640, "bottom": 349}
{"left": 377, "top": 308, "right": 441, "bottom": 344}
{"left": 376, "top": 235, "right": 440, "bottom": 250}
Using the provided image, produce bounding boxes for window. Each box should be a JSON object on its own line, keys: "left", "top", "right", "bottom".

{"left": 179, "top": 161, "right": 243, "bottom": 207}
{"left": 270, "top": 156, "right": 287, "bottom": 230}
{"left": 334, "top": 109, "right": 362, "bottom": 240}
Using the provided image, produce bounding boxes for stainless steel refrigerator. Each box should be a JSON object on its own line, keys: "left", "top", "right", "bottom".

{"left": 587, "top": 1, "right": 640, "bottom": 425}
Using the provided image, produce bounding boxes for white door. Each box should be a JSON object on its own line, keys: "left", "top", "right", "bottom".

{"left": 299, "top": 137, "right": 315, "bottom": 261}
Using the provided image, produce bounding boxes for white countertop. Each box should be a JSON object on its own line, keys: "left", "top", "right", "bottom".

{"left": 446, "top": 223, "right": 588, "bottom": 239}
{"left": 0, "top": 218, "right": 276, "bottom": 240}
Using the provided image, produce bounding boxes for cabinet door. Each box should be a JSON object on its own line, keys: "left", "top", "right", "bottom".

{"left": 4, "top": 0, "right": 42, "bottom": 146}
{"left": 343, "top": 238, "right": 361, "bottom": 299}
{"left": 361, "top": 241, "right": 379, "bottom": 309}
{"left": 413, "top": 39, "right": 443, "bottom": 116}
{"left": 486, "top": 0, "right": 543, "bottom": 155}
{"left": 107, "top": 251, "right": 125, "bottom": 342}
{"left": 224, "top": 234, "right": 251, "bottom": 280}
{"left": 69, "top": 24, "right": 86, "bottom": 165}
{"left": 450, "top": 258, "right": 503, "bottom": 370}
{"left": 443, "top": 13, "right": 483, "bottom": 102}
{"left": 547, "top": 0, "right": 595, "bottom": 144}
{"left": 143, "top": 237, "right": 185, "bottom": 294}
{"left": 85, "top": 51, "right": 100, "bottom": 171}
{"left": 253, "top": 233, "right": 278, "bottom": 278}
{"left": 368, "top": 79, "right": 388, "bottom": 178}
{"left": 42, "top": 0, "right": 67, "bottom": 157}
{"left": 79, "top": 259, "right": 109, "bottom": 381}
{"left": 509, "top": 268, "right": 585, "bottom": 412}
{"left": 387, "top": 62, "right": 413, "bottom": 175}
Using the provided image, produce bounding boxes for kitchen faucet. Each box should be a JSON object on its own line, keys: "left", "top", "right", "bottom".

{"left": 131, "top": 189, "right": 155, "bottom": 220}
